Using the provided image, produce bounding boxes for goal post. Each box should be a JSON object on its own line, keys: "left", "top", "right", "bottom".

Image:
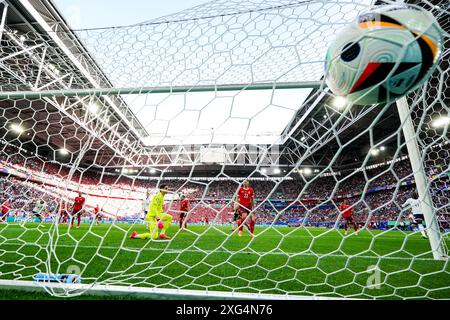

{"left": 396, "top": 97, "right": 448, "bottom": 261}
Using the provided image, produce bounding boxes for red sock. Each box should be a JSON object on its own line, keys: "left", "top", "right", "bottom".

{"left": 249, "top": 219, "right": 255, "bottom": 234}
{"left": 237, "top": 218, "right": 244, "bottom": 232}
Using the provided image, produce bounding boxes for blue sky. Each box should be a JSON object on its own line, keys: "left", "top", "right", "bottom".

{"left": 53, "top": 0, "right": 210, "bottom": 29}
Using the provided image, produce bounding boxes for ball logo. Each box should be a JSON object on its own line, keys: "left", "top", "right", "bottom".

{"left": 341, "top": 42, "right": 361, "bottom": 62}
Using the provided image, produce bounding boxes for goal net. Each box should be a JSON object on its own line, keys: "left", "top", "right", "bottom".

{"left": 0, "top": 0, "right": 449, "bottom": 299}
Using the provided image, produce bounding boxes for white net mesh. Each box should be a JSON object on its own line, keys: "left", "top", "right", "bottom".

{"left": 0, "top": 0, "right": 449, "bottom": 299}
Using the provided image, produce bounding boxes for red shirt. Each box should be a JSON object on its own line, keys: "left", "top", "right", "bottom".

{"left": 1, "top": 202, "right": 10, "bottom": 214}
{"left": 340, "top": 203, "right": 353, "bottom": 217}
{"left": 73, "top": 197, "right": 85, "bottom": 211}
{"left": 94, "top": 206, "right": 99, "bottom": 214}
{"left": 180, "top": 199, "right": 189, "bottom": 212}
{"left": 59, "top": 203, "right": 66, "bottom": 214}
{"left": 238, "top": 187, "right": 254, "bottom": 208}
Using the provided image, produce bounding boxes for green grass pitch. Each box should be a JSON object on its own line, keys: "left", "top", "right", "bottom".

{"left": 0, "top": 222, "right": 449, "bottom": 300}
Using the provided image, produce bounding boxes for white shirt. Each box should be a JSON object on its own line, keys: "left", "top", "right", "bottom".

{"left": 33, "top": 201, "right": 47, "bottom": 213}
{"left": 142, "top": 196, "right": 151, "bottom": 212}
{"left": 402, "top": 198, "right": 421, "bottom": 216}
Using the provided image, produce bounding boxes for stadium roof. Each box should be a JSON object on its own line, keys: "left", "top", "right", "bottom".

{"left": 1, "top": 0, "right": 447, "bottom": 175}
{"left": 1, "top": 0, "right": 151, "bottom": 165}
{"left": 0, "top": 0, "right": 397, "bottom": 171}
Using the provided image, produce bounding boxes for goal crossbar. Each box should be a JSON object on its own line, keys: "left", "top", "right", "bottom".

{"left": 0, "top": 81, "right": 322, "bottom": 99}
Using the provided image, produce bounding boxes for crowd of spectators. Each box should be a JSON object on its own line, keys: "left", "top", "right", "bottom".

{"left": 1, "top": 142, "right": 449, "bottom": 230}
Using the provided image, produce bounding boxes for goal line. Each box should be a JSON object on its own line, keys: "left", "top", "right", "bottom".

{"left": 0, "top": 279, "right": 352, "bottom": 300}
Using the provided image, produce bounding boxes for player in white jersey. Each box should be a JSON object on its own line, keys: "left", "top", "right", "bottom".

{"left": 142, "top": 190, "right": 151, "bottom": 221}
{"left": 31, "top": 200, "right": 47, "bottom": 223}
{"left": 402, "top": 191, "right": 428, "bottom": 239}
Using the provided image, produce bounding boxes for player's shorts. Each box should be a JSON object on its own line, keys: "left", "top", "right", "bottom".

{"left": 72, "top": 208, "right": 82, "bottom": 215}
{"left": 233, "top": 211, "right": 241, "bottom": 221}
{"left": 412, "top": 214, "right": 425, "bottom": 223}
{"left": 343, "top": 215, "right": 354, "bottom": 223}
{"left": 180, "top": 212, "right": 187, "bottom": 219}
{"left": 146, "top": 213, "right": 172, "bottom": 234}
{"left": 146, "top": 213, "right": 170, "bottom": 223}
{"left": 145, "top": 215, "right": 157, "bottom": 227}
{"left": 239, "top": 205, "right": 252, "bottom": 215}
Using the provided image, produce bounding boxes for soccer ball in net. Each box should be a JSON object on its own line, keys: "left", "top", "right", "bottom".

{"left": 325, "top": 4, "right": 443, "bottom": 105}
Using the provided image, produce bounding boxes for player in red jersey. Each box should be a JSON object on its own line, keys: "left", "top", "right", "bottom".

{"left": 340, "top": 198, "right": 359, "bottom": 235}
{"left": 71, "top": 192, "right": 86, "bottom": 229}
{"left": 93, "top": 205, "right": 103, "bottom": 225}
{"left": 93, "top": 204, "right": 101, "bottom": 225}
{"left": 1, "top": 199, "right": 10, "bottom": 223}
{"left": 234, "top": 180, "right": 256, "bottom": 237}
{"left": 58, "top": 201, "right": 69, "bottom": 224}
{"left": 179, "top": 194, "right": 190, "bottom": 230}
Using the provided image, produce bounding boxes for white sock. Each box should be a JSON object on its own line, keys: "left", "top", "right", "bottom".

{"left": 418, "top": 224, "right": 427, "bottom": 237}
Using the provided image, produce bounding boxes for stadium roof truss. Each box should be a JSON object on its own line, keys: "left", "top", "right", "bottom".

{"left": 0, "top": 0, "right": 149, "bottom": 167}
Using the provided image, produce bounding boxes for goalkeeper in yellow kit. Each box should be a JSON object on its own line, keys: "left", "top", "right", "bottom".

{"left": 130, "top": 185, "right": 173, "bottom": 240}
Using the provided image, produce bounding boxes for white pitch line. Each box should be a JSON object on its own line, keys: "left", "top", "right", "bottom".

{"left": 0, "top": 242, "right": 438, "bottom": 261}
{"left": 0, "top": 225, "right": 439, "bottom": 241}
